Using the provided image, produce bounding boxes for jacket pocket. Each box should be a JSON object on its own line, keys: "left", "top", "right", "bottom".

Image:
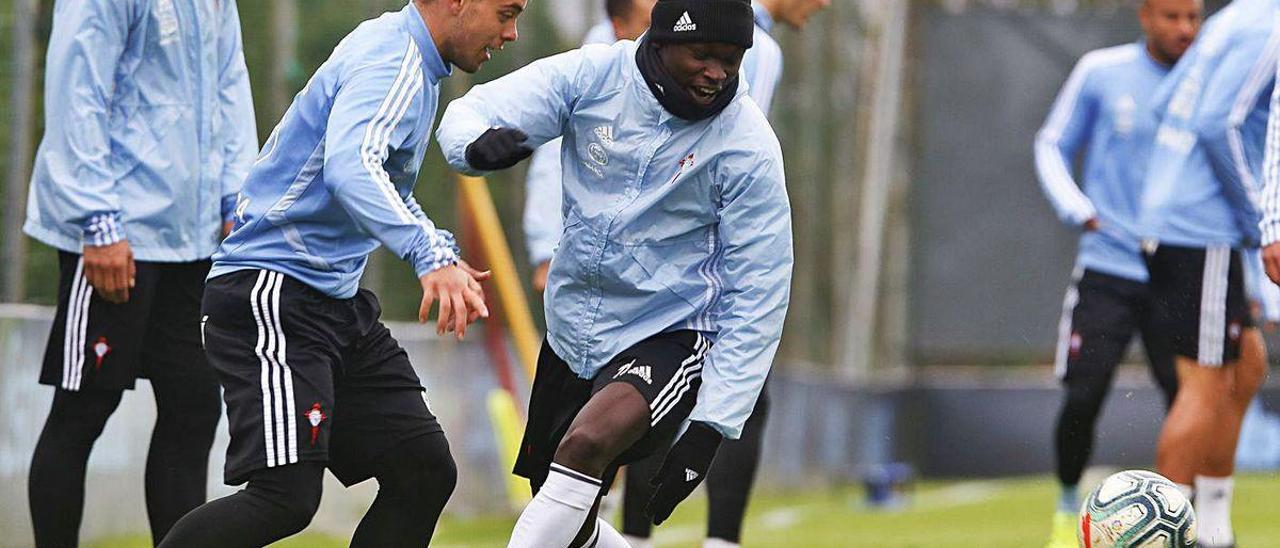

{"left": 625, "top": 232, "right": 714, "bottom": 307}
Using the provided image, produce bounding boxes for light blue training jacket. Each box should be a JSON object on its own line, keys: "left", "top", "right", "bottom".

{"left": 438, "top": 40, "right": 794, "bottom": 439}
{"left": 210, "top": 3, "right": 458, "bottom": 298}
{"left": 25, "top": 0, "right": 258, "bottom": 261}
{"left": 1035, "top": 42, "right": 1170, "bottom": 282}
{"left": 1139, "top": 0, "right": 1280, "bottom": 248}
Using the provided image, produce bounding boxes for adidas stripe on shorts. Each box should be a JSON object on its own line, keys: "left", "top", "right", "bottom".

{"left": 201, "top": 269, "right": 442, "bottom": 486}
{"left": 514, "top": 330, "right": 711, "bottom": 491}
{"left": 1143, "top": 243, "right": 1252, "bottom": 367}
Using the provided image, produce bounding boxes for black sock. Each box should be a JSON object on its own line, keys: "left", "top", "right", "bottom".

{"left": 350, "top": 432, "right": 458, "bottom": 547}
{"left": 145, "top": 373, "right": 222, "bottom": 544}
{"left": 28, "top": 388, "right": 124, "bottom": 548}
{"left": 1055, "top": 374, "right": 1111, "bottom": 487}
{"left": 158, "top": 462, "right": 324, "bottom": 548}
{"left": 706, "top": 394, "right": 768, "bottom": 543}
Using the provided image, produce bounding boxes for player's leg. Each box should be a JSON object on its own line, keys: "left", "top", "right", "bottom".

{"left": 159, "top": 270, "right": 341, "bottom": 547}
{"left": 28, "top": 388, "right": 123, "bottom": 548}
{"left": 1044, "top": 270, "right": 1136, "bottom": 547}
{"left": 509, "top": 331, "right": 710, "bottom": 548}
{"left": 1193, "top": 324, "right": 1266, "bottom": 548}
{"left": 28, "top": 251, "right": 156, "bottom": 547}
{"left": 159, "top": 462, "right": 325, "bottom": 547}
{"left": 347, "top": 432, "right": 457, "bottom": 546}
{"left": 704, "top": 387, "right": 770, "bottom": 547}
{"left": 327, "top": 296, "right": 459, "bottom": 547}
{"left": 1150, "top": 245, "right": 1240, "bottom": 500}
{"left": 140, "top": 261, "right": 222, "bottom": 543}
{"left": 622, "top": 453, "right": 660, "bottom": 546}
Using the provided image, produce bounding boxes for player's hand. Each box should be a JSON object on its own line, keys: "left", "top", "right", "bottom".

{"left": 531, "top": 260, "right": 550, "bottom": 293}
{"left": 83, "top": 240, "right": 136, "bottom": 304}
{"left": 456, "top": 259, "right": 492, "bottom": 323}
{"left": 1263, "top": 242, "right": 1280, "bottom": 286}
{"left": 419, "top": 264, "right": 489, "bottom": 339}
{"left": 465, "top": 127, "right": 533, "bottom": 171}
{"left": 645, "top": 421, "right": 723, "bottom": 525}
{"left": 1083, "top": 218, "right": 1100, "bottom": 232}
{"left": 222, "top": 220, "right": 235, "bottom": 239}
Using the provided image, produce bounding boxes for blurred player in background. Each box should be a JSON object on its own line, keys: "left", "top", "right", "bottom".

{"left": 439, "top": 0, "right": 792, "bottom": 545}
{"left": 1138, "top": 0, "right": 1279, "bottom": 545}
{"left": 22, "top": 1, "right": 256, "bottom": 545}
{"left": 1032, "top": 1, "right": 1199, "bottom": 546}
{"left": 155, "top": 0, "right": 516, "bottom": 546}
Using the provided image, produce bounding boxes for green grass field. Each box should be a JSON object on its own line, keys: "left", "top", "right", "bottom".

{"left": 88, "top": 473, "right": 1280, "bottom": 547}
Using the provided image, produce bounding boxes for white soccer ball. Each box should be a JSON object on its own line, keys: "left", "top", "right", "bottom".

{"left": 1079, "top": 470, "right": 1196, "bottom": 548}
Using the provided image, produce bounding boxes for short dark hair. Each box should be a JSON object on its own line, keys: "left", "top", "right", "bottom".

{"left": 606, "top": 0, "right": 635, "bottom": 21}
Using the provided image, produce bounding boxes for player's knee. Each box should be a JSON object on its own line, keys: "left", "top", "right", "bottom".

{"left": 555, "top": 425, "right": 617, "bottom": 474}
{"left": 378, "top": 434, "right": 457, "bottom": 506}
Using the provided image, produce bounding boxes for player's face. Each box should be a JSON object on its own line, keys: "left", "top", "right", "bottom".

{"left": 1139, "top": 0, "right": 1201, "bottom": 65}
{"left": 449, "top": 0, "right": 526, "bottom": 73}
{"left": 657, "top": 42, "right": 745, "bottom": 107}
{"left": 778, "top": 0, "right": 831, "bottom": 29}
{"left": 611, "top": 0, "right": 657, "bottom": 42}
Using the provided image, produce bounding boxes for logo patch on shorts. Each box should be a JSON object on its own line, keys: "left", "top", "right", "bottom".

{"left": 613, "top": 359, "right": 653, "bottom": 385}
{"left": 304, "top": 403, "right": 327, "bottom": 447}
{"left": 1228, "top": 321, "right": 1242, "bottom": 341}
{"left": 93, "top": 337, "right": 111, "bottom": 370}
{"left": 1068, "top": 332, "right": 1083, "bottom": 360}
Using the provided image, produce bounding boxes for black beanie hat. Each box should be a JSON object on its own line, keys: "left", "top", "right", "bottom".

{"left": 647, "top": 0, "right": 754, "bottom": 49}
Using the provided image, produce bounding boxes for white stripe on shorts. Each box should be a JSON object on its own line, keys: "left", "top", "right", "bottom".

{"left": 650, "top": 334, "right": 710, "bottom": 427}
{"left": 1198, "top": 247, "right": 1230, "bottom": 366}
{"left": 250, "top": 271, "right": 277, "bottom": 467}
{"left": 1053, "top": 267, "right": 1083, "bottom": 380}
{"left": 62, "top": 258, "right": 92, "bottom": 391}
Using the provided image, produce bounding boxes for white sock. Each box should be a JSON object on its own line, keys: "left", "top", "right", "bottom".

{"left": 1194, "top": 475, "right": 1235, "bottom": 546}
{"left": 623, "top": 534, "right": 652, "bottom": 548}
{"left": 1175, "top": 482, "right": 1194, "bottom": 501}
{"left": 508, "top": 463, "right": 603, "bottom": 548}
{"left": 590, "top": 519, "right": 631, "bottom": 548}
{"left": 704, "top": 538, "right": 741, "bottom": 548}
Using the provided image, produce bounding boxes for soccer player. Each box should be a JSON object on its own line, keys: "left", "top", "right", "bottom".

{"left": 155, "top": 1, "right": 518, "bottom": 546}
{"left": 1139, "top": 0, "right": 1279, "bottom": 545}
{"left": 1032, "top": 1, "right": 1200, "bottom": 546}
{"left": 23, "top": 1, "right": 256, "bottom": 545}
{"left": 439, "top": 0, "right": 792, "bottom": 545}
{"left": 615, "top": 1, "right": 825, "bottom": 547}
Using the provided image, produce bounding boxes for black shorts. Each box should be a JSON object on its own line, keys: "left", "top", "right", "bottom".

{"left": 514, "top": 330, "right": 711, "bottom": 491}
{"left": 39, "top": 251, "right": 215, "bottom": 392}
{"left": 1144, "top": 244, "right": 1252, "bottom": 367}
{"left": 1054, "top": 268, "right": 1177, "bottom": 400}
{"left": 202, "top": 269, "right": 443, "bottom": 486}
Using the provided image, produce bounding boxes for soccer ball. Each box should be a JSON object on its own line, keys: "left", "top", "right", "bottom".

{"left": 1079, "top": 470, "right": 1196, "bottom": 548}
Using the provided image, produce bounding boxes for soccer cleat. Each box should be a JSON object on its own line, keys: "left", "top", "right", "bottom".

{"left": 1044, "top": 511, "right": 1078, "bottom": 548}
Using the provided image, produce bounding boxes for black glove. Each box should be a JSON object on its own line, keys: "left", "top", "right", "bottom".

{"left": 645, "top": 421, "right": 723, "bottom": 525}
{"left": 464, "top": 127, "right": 533, "bottom": 171}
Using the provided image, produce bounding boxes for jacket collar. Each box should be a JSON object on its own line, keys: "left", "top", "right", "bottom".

{"left": 401, "top": 2, "right": 452, "bottom": 84}
{"left": 625, "top": 39, "right": 749, "bottom": 127}
{"left": 752, "top": 1, "right": 775, "bottom": 33}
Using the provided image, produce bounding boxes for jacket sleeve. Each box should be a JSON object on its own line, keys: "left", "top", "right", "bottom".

{"left": 1262, "top": 61, "right": 1280, "bottom": 246}
{"left": 1200, "top": 28, "right": 1280, "bottom": 247}
{"left": 42, "top": 0, "right": 139, "bottom": 246}
{"left": 216, "top": 0, "right": 259, "bottom": 223}
{"left": 688, "top": 146, "right": 793, "bottom": 439}
{"left": 523, "top": 138, "right": 565, "bottom": 264}
{"left": 1033, "top": 56, "right": 1099, "bottom": 227}
{"left": 437, "top": 48, "right": 590, "bottom": 175}
{"left": 322, "top": 50, "right": 457, "bottom": 278}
